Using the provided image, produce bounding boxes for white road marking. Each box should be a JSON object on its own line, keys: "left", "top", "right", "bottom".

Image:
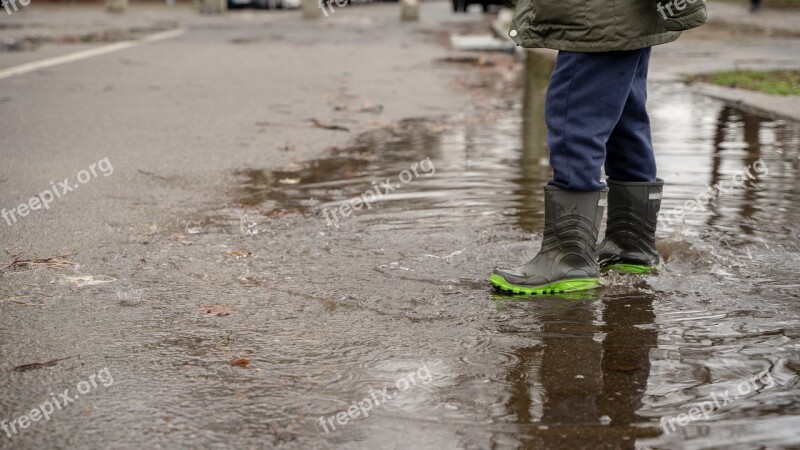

{"left": 0, "top": 28, "right": 186, "bottom": 80}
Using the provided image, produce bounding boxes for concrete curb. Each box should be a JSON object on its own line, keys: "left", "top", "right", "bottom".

{"left": 690, "top": 82, "right": 800, "bottom": 122}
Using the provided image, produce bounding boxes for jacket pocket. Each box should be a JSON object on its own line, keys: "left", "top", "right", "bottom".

{"left": 654, "top": 0, "right": 709, "bottom": 31}
{"left": 529, "top": 0, "right": 587, "bottom": 29}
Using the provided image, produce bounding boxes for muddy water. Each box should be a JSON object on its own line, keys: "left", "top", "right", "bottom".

{"left": 1, "top": 57, "right": 799, "bottom": 449}
{"left": 221, "top": 54, "right": 800, "bottom": 449}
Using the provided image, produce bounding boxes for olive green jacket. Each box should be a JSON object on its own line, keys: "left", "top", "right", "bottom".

{"left": 508, "top": 0, "right": 708, "bottom": 52}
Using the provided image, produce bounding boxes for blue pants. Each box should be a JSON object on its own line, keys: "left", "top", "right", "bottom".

{"left": 545, "top": 48, "right": 657, "bottom": 192}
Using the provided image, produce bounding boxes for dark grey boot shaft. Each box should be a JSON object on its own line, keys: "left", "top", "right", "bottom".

{"left": 598, "top": 179, "right": 664, "bottom": 267}
{"left": 493, "top": 186, "right": 607, "bottom": 287}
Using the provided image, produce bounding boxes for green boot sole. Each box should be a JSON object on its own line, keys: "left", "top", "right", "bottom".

{"left": 601, "top": 263, "right": 656, "bottom": 274}
{"left": 490, "top": 274, "right": 601, "bottom": 295}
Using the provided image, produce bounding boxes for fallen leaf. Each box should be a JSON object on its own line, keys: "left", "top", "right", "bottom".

{"left": 199, "top": 304, "right": 237, "bottom": 316}
{"left": 262, "top": 209, "right": 296, "bottom": 218}
{"left": 230, "top": 358, "right": 250, "bottom": 368}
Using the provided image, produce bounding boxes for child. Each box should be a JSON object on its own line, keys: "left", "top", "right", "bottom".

{"left": 491, "top": 0, "right": 708, "bottom": 295}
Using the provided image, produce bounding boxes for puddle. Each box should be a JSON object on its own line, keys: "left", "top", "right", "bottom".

{"left": 216, "top": 53, "right": 800, "bottom": 448}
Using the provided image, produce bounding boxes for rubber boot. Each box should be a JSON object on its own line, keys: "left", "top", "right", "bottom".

{"left": 598, "top": 179, "right": 664, "bottom": 274}
{"left": 491, "top": 186, "right": 608, "bottom": 295}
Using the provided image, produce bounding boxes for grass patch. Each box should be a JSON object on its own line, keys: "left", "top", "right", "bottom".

{"left": 691, "top": 70, "right": 800, "bottom": 96}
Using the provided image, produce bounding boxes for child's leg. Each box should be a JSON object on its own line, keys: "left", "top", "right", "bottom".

{"left": 490, "top": 48, "right": 655, "bottom": 294}
{"left": 605, "top": 48, "right": 657, "bottom": 182}
{"left": 597, "top": 48, "right": 664, "bottom": 274}
{"left": 545, "top": 49, "right": 652, "bottom": 191}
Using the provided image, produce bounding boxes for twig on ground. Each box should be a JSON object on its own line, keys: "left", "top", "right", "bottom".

{"left": 309, "top": 118, "right": 350, "bottom": 132}
{"left": 1, "top": 251, "right": 76, "bottom": 273}
{"left": 0, "top": 295, "right": 41, "bottom": 306}
{"left": 13, "top": 355, "right": 80, "bottom": 372}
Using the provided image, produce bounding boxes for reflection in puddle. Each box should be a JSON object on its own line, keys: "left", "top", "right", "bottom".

{"left": 222, "top": 52, "right": 800, "bottom": 449}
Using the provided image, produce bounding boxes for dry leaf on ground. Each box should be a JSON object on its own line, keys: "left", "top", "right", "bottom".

{"left": 198, "top": 304, "right": 237, "bottom": 316}
{"left": 230, "top": 358, "right": 250, "bottom": 368}
{"left": 226, "top": 249, "right": 251, "bottom": 258}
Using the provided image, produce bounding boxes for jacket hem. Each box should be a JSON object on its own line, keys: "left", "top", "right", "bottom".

{"left": 515, "top": 32, "right": 681, "bottom": 52}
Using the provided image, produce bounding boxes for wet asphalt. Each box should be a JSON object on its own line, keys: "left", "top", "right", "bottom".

{"left": 2, "top": 2, "right": 800, "bottom": 450}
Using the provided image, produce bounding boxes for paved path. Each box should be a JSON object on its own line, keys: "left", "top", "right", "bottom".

{"left": 707, "top": 1, "right": 800, "bottom": 35}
